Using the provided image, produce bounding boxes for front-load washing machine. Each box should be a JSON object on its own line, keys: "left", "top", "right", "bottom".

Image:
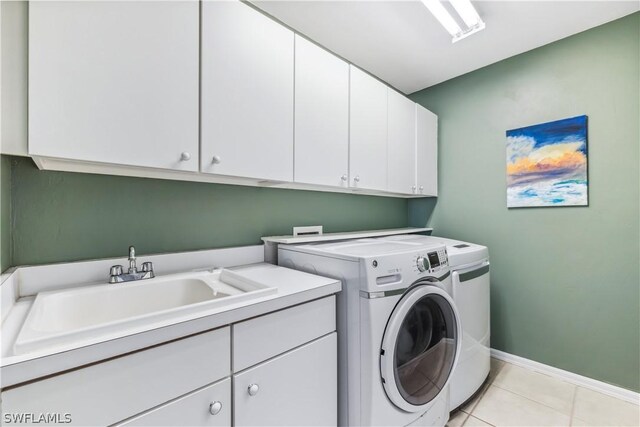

{"left": 381, "top": 235, "right": 490, "bottom": 411}
{"left": 279, "top": 239, "right": 461, "bottom": 427}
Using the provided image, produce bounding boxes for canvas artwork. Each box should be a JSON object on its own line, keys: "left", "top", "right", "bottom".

{"left": 506, "top": 115, "right": 588, "bottom": 208}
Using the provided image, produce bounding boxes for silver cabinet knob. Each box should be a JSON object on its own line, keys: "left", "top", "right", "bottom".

{"left": 180, "top": 152, "right": 191, "bottom": 161}
{"left": 209, "top": 401, "right": 222, "bottom": 415}
{"left": 412, "top": 185, "right": 417, "bottom": 193}
{"left": 212, "top": 155, "right": 221, "bottom": 164}
{"left": 341, "top": 174, "right": 348, "bottom": 182}
{"left": 248, "top": 384, "right": 259, "bottom": 396}
{"left": 354, "top": 175, "right": 360, "bottom": 183}
{"left": 419, "top": 185, "right": 424, "bottom": 193}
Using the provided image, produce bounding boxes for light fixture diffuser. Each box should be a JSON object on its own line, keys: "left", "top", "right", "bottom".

{"left": 449, "top": 0, "right": 484, "bottom": 29}
{"left": 419, "top": 0, "right": 462, "bottom": 37}
{"left": 421, "top": 0, "right": 485, "bottom": 43}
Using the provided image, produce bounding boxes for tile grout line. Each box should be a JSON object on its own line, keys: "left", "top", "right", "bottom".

{"left": 455, "top": 409, "right": 470, "bottom": 426}
{"left": 493, "top": 360, "right": 577, "bottom": 417}
{"left": 466, "top": 412, "right": 497, "bottom": 427}
{"left": 467, "top": 409, "right": 496, "bottom": 427}
{"left": 489, "top": 381, "right": 574, "bottom": 420}
{"left": 461, "top": 359, "right": 505, "bottom": 419}
{"left": 460, "top": 359, "right": 503, "bottom": 426}
{"left": 463, "top": 381, "right": 492, "bottom": 416}
{"left": 460, "top": 386, "right": 486, "bottom": 415}
{"left": 569, "top": 383, "right": 579, "bottom": 426}
{"left": 466, "top": 387, "right": 496, "bottom": 427}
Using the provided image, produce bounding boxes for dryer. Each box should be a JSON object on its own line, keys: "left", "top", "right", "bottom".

{"left": 382, "top": 235, "right": 490, "bottom": 411}
{"left": 279, "top": 239, "right": 461, "bottom": 427}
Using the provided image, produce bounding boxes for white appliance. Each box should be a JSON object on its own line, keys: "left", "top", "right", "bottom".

{"left": 382, "top": 235, "right": 490, "bottom": 411}
{"left": 278, "top": 239, "right": 461, "bottom": 427}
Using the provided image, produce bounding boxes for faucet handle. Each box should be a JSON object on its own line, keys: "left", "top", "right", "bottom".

{"left": 109, "top": 265, "right": 124, "bottom": 283}
{"left": 141, "top": 262, "right": 154, "bottom": 273}
{"left": 110, "top": 265, "right": 124, "bottom": 276}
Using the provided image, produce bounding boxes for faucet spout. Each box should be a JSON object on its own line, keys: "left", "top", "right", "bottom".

{"left": 128, "top": 245, "right": 137, "bottom": 273}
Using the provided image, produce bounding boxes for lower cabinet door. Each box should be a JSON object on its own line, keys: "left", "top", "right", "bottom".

{"left": 117, "top": 378, "right": 231, "bottom": 427}
{"left": 1, "top": 328, "right": 230, "bottom": 426}
{"left": 233, "top": 333, "right": 337, "bottom": 427}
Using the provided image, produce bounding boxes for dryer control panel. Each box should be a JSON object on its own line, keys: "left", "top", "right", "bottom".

{"left": 416, "top": 248, "right": 448, "bottom": 274}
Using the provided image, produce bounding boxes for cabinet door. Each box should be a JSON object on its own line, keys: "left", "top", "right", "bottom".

{"left": 349, "top": 66, "right": 388, "bottom": 191}
{"left": 234, "top": 333, "right": 337, "bottom": 427}
{"left": 1, "top": 328, "right": 230, "bottom": 426}
{"left": 201, "top": 1, "right": 294, "bottom": 182}
{"left": 234, "top": 296, "right": 336, "bottom": 371}
{"left": 416, "top": 104, "right": 438, "bottom": 196}
{"left": 117, "top": 379, "right": 231, "bottom": 427}
{"left": 294, "top": 36, "right": 349, "bottom": 187}
{"left": 387, "top": 89, "right": 417, "bottom": 194}
{"left": 28, "top": 1, "right": 199, "bottom": 171}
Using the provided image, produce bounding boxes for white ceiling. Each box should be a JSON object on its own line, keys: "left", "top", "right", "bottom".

{"left": 251, "top": 1, "right": 639, "bottom": 94}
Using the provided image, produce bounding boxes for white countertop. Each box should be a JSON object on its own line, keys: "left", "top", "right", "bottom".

{"left": 0, "top": 262, "right": 341, "bottom": 388}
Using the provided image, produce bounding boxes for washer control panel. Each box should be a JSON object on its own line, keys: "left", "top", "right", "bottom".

{"left": 416, "top": 249, "right": 448, "bottom": 274}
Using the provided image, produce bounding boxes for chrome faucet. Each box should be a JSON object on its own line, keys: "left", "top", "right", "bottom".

{"left": 128, "top": 245, "right": 137, "bottom": 273}
{"left": 109, "top": 245, "right": 155, "bottom": 284}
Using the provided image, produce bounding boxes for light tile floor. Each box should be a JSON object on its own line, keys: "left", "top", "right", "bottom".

{"left": 447, "top": 358, "right": 640, "bottom": 427}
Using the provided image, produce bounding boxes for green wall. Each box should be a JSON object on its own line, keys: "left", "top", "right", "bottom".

{"left": 410, "top": 13, "right": 640, "bottom": 391}
{"left": 2, "top": 156, "right": 408, "bottom": 267}
{"left": 1, "top": 156, "right": 11, "bottom": 271}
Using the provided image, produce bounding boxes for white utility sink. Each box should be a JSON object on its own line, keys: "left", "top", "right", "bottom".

{"left": 13, "top": 269, "right": 277, "bottom": 355}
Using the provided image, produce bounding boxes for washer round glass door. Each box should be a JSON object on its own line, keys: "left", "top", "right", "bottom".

{"left": 380, "top": 283, "right": 460, "bottom": 413}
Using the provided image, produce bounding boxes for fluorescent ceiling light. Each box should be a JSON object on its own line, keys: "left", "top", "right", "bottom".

{"left": 449, "top": 0, "right": 484, "bottom": 29}
{"left": 421, "top": 0, "right": 485, "bottom": 43}
{"left": 420, "top": 0, "right": 462, "bottom": 37}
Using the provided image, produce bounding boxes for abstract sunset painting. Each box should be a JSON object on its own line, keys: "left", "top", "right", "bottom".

{"left": 506, "top": 115, "right": 588, "bottom": 208}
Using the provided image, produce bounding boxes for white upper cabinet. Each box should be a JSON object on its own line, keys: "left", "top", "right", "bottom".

{"left": 201, "top": 1, "right": 294, "bottom": 182}
{"left": 294, "top": 36, "right": 349, "bottom": 188}
{"left": 26, "top": 1, "right": 437, "bottom": 197}
{"left": 349, "top": 66, "right": 388, "bottom": 192}
{"left": 28, "top": 1, "right": 199, "bottom": 171}
{"left": 387, "top": 89, "right": 417, "bottom": 194}
{"left": 416, "top": 104, "right": 438, "bottom": 196}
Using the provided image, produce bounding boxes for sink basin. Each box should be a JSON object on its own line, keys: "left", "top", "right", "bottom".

{"left": 13, "top": 269, "right": 277, "bottom": 355}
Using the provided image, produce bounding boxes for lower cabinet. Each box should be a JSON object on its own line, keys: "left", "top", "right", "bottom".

{"left": 118, "top": 379, "right": 231, "bottom": 427}
{"left": 0, "top": 297, "right": 337, "bottom": 427}
{"left": 234, "top": 333, "right": 337, "bottom": 427}
{"left": 0, "top": 328, "right": 231, "bottom": 426}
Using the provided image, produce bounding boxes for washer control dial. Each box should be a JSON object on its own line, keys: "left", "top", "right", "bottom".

{"left": 416, "top": 256, "right": 430, "bottom": 272}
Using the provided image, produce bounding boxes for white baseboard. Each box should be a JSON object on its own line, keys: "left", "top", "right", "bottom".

{"left": 490, "top": 348, "right": 640, "bottom": 405}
